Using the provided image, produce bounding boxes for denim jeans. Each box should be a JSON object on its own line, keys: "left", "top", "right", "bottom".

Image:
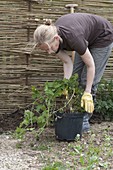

{"left": 73, "top": 42, "right": 113, "bottom": 94}
{"left": 73, "top": 43, "right": 113, "bottom": 131}
{"left": 82, "top": 112, "right": 91, "bottom": 132}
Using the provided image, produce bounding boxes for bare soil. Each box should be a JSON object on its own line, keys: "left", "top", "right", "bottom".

{"left": 0, "top": 109, "right": 24, "bottom": 133}
{"left": 0, "top": 109, "right": 101, "bottom": 133}
{"left": 0, "top": 110, "right": 113, "bottom": 170}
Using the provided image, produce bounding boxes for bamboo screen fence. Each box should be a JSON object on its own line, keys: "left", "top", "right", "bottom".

{"left": 0, "top": 0, "right": 113, "bottom": 115}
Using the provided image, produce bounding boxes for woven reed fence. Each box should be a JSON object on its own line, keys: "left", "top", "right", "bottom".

{"left": 0, "top": 0, "right": 113, "bottom": 115}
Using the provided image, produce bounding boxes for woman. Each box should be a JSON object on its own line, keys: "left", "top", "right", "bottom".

{"left": 33, "top": 13, "right": 113, "bottom": 131}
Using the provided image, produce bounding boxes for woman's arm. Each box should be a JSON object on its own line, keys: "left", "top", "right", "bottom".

{"left": 56, "top": 48, "right": 94, "bottom": 113}
{"left": 80, "top": 48, "right": 95, "bottom": 113}
{"left": 81, "top": 48, "right": 95, "bottom": 93}
{"left": 56, "top": 50, "right": 73, "bottom": 79}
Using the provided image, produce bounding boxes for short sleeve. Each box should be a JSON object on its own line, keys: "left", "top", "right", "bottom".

{"left": 68, "top": 34, "right": 88, "bottom": 55}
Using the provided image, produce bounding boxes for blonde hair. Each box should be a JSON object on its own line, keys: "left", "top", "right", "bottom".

{"left": 33, "top": 23, "right": 57, "bottom": 45}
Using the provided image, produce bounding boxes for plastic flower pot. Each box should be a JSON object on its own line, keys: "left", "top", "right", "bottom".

{"left": 54, "top": 112, "right": 85, "bottom": 141}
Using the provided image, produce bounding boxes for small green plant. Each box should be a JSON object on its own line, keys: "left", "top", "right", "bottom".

{"left": 13, "top": 127, "right": 26, "bottom": 140}
{"left": 67, "top": 130, "right": 113, "bottom": 169}
{"left": 16, "top": 142, "right": 23, "bottom": 149}
{"left": 42, "top": 161, "right": 66, "bottom": 170}
{"left": 19, "top": 110, "right": 39, "bottom": 129}
{"left": 14, "top": 110, "right": 39, "bottom": 139}
{"left": 31, "top": 143, "right": 50, "bottom": 151}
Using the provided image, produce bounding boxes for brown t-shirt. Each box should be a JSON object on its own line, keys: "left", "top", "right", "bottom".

{"left": 55, "top": 13, "right": 113, "bottom": 55}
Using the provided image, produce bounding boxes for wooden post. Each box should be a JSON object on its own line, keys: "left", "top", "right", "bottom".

{"left": 65, "top": 4, "right": 78, "bottom": 63}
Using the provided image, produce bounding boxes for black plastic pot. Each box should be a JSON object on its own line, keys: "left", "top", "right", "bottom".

{"left": 54, "top": 112, "right": 85, "bottom": 141}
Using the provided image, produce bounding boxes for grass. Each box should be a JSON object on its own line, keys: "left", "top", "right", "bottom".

{"left": 15, "top": 122, "right": 113, "bottom": 170}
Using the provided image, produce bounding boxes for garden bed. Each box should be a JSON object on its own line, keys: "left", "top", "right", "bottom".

{"left": 0, "top": 108, "right": 102, "bottom": 133}
{"left": 0, "top": 109, "right": 24, "bottom": 133}
{"left": 0, "top": 121, "right": 113, "bottom": 170}
{"left": 0, "top": 93, "right": 112, "bottom": 170}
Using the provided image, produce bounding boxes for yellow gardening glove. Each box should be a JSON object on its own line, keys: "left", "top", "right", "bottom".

{"left": 81, "top": 92, "right": 94, "bottom": 113}
{"left": 62, "top": 89, "right": 68, "bottom": 99}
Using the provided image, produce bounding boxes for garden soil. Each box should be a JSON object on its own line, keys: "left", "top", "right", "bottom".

{"left": 0, "top": 110, "right": 113, "bottom": 170}
{"left": 0, "top": 109, "right": 101, "bottom": 132}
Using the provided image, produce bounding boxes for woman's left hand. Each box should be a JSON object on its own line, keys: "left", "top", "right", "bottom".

{"left": 81, "top": 92, "right": 94, "bottom": 113}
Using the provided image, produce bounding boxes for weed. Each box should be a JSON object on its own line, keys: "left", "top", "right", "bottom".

{"left": 16, "top": 142, "right": 23, "bottom": 149}
{"left": 13, "top": 127, "right": 26, "bottom": 140}
{"left": 42, "top": 161, "right": 66, "bottom": 170}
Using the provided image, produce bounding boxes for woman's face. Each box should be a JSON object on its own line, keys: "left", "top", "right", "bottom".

{"left": 38, "top": 36, "right": 60, "bottom": 54}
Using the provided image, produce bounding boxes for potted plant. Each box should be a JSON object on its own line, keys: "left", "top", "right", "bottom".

{"left": 17, "top": 74, "right": 86, "bottom": 141}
